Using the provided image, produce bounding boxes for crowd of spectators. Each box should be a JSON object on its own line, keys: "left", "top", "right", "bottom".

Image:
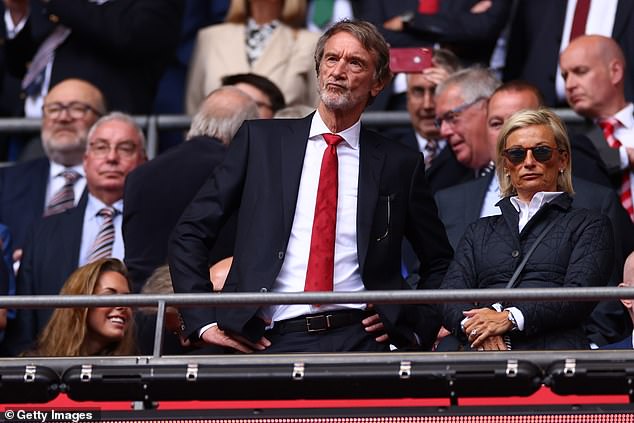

{"left": 0, "top": 0, "right": 633, "bottom": 356}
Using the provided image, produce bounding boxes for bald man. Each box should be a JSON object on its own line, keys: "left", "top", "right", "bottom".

{"left": 560, "top": 35, "right": 634, "bottom": 220}
{"left": 0, "top": 78, "right": 106, "bottom": 252}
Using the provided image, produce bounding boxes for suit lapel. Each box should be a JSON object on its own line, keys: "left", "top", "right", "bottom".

{"left": 253, "top": 25, "right": 292, "bottom": 77}
{"left": 68, "top": 190, "right": 89, "bottom": 268}
{"left": 357, "top": 127, "right": 385, "bottom": 273}
{"left": 280, "top": 115, "right": 313, "bottom": 236}
{"left": 587, "top": 124, "right": 621, "bottom": 173}
{"left": 464, "top": 172, "right": 492, "bottom": 223}
{"left": 613, "top": 0, "right": 634, "bottom": 39}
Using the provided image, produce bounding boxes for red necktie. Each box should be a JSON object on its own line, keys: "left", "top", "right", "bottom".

{"left": 599, "top": 118, "right": 634, "bottom": 220}
{"left": 304, "top": 133, "right": 343, "bottom": 294}
{"left": 569, "top": 0, "right": 591, "bottom": 41}
{"left": 418, "top": 0, "right": 439, "bottom": 14}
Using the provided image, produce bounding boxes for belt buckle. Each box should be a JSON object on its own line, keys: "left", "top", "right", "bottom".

{"left": 306, "top": 314, "right": 331, "bottom": 332}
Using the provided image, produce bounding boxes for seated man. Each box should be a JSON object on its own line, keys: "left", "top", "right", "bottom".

{"left": 603, "top": 252, "right": 634, "bottom": 349}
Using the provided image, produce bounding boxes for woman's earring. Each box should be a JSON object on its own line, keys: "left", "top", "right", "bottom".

{"left": 559, "top": 169, "right": 564, "bottom": 174}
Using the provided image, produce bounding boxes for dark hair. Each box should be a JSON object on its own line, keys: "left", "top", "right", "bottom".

{"left": 491, "top": 80, "right": 545, "bottom": 107}
{"left": 314, "top": 19, "right": 392, "bottom": 88}
{"left": 221, "top": 73, "right": 286, "bottom": 112}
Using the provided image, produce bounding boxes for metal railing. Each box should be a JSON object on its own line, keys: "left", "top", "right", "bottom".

{"left": 0, "top": 109, "right": 585, "bottom": 160}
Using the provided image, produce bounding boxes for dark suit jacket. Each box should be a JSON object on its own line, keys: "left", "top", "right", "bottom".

{"left": 0, "top": 157, "right": 49, "bottom": 250}
{"left": 396, "top": 130, "right": 473, "bottom": 194}
{"left": 435, "top": 174, "right": 634, "bottom": 345}
{"left": 5, "top": 0, "right": 183, "bottom": 114}
{"left": 504, "top": 0, "right": 634, "bottom": 106}
{"left": 169, "top": 114, "right": 453, "bottom": 349}
{"left": 601, "top": 335, "right": 633, "bottom": 350}
{"left": 3, "top": 192, "right": 87, "bottom": 356}
{"left": 359, "top": 0, "right": 511, "bottom": 66}
{"left": 123, "top": 136, "right": 234, "bottom": 292}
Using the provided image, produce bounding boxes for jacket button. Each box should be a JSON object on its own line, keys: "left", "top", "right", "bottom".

{"left": 260, "top": 288, "right": 268, "bottom": 293}
{"left": 278, "top": 251, "right": 284, "bottom": 260}
{"left": 511, "top": 250, "right": 520, "bottom": 258}
{"left": 49, "top": 14, "right": 60, "bottom": 23}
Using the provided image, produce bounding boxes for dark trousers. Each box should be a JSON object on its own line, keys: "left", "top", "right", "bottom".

{"left": 260, "top": 323, "right": 390, "bottom": 354}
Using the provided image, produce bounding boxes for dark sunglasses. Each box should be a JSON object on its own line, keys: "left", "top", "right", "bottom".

{"left": 502, "top": 146, "right": 562, "bottom": 165}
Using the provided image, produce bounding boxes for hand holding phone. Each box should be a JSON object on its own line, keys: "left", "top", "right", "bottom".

{"left": 389, "top": 47, "right": 433, "bottom": 73}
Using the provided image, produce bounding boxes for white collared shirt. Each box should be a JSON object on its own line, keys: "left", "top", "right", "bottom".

{"left": 258, "top": 110, "right": 365, "bottom": 325}
{"left": 78, "top": 194, "right": 124, "bottom": 266}
{"left": 414, "top": 131, "right": 447, "bottom": 157}
{"left": 46, "top": 162, "right": 86, "bottom": 211}
{"left": 480, "top": 174, "right": 503, "bottom": 218}
{"left": 510, "top": 191, "right": 563, "bottom": 232}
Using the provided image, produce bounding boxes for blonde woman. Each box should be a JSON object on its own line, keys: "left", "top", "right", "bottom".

{"left": 29, "top": 259, "right": 136, "bottom": 356}
{"left": 185, "top": 0, "right": 319, "bottom": 114}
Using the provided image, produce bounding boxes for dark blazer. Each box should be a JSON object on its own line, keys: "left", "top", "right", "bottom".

{"left": 504, "top": 0, "right": 634, "bottom": 106}
{"left": 359, "top": 0, "right": 511, "bottom": 66}
{"left": 169, "top": 114, "right": 453, "bottom": 349}
{"left": 5, "top": 0, "right": 183, "bottom": 114}
{"left": 396, "top": 130, "right": 473, "bottom": 194}
{"left": 601, "top": 335, "right": 633, "bottom": 350}
{"left": 441, "top": 194, "right": 614, "bottom": 350}
{"left": 435, "top": 176, "right": 634, "bottom": 345}
{"left": 123, "top": 136, "right": 234, "bottom": 292}
{"left": 3, "top": 192, "right": 87, "bottom": 356}
{"left": 0, "top": 157, "right": 49, "bottom": 250}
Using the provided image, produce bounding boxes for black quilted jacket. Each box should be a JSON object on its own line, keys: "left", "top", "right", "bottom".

{"left": 441, "top": 193, "right": 614, "bottom": 350}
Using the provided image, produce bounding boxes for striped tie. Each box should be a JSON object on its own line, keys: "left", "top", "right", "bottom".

{"left": 22, "top": 26, "right": 71, "bottom": 96}
{"left": 44, "top": 170, "right": 81, "bottom": 217}
{"left": 86, "top": 207, "right": 117, "bottom": 263}
{"left": 598, "top": 118, "right": 634, "bottom": 220}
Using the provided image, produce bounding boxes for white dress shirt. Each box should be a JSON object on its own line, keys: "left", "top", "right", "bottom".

{"left": 78, "top": 194, "right": 124, "bottom": 266}
{"left": 46, "top": 162, "right": 86, "bottom": 210}
{"left": 306, "top": 0, "right": 354, "bottom": 32}
{"left": 414, "top": 131, "right": 447, "bottom": 157}
{"left": 480, "top": 174, "right": 503, "bottom": 218}
{"left": 602, "top": 103, "right": 634, "bottom": 194}
{"left": 258, "top": 110, "right": 366, "bottom": 325}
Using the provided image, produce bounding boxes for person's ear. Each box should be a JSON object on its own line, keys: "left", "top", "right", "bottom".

{"left": 618, "top": 282, "right": 633, "bottom": 310}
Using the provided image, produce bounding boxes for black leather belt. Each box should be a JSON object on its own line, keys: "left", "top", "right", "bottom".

{"left": 269, "top": 309, "right": 368, "bottom": 335}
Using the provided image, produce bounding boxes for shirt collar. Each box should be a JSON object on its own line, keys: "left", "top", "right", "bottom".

{"left": 509, "top": 191, "right": 563, "bottom": 213}
{"left": 309, "top": 109, "right": 361, "bottom": 149}
{"left": 49, "top": 161, "right": 85, "bottom": 179}
{"left": 86, "top": 193, "right": 123, "bottom": 217}
{"left": 614, "top": 103, "right": 634, "bottom": 129}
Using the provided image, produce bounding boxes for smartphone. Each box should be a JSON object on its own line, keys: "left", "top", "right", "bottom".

{"left": 389, "top": 47, "right": 433, "bottom": 73}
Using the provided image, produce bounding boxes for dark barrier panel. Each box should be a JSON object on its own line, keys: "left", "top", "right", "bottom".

{"left": 0, "top": 366, "right": 59, "bottom": 403}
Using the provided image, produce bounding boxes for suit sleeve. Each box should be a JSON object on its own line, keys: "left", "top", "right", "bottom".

{"left": 44, "top": 0, "right": 182, "bottom": 60}
{"left": 168, "top": 122, "right": 250, "bottom": 338}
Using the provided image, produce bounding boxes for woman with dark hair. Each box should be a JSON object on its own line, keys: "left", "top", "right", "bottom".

{"left": 440, "top": 108, "right": 614, "bottom": 351}
{"left": 29, "top": 259, "right": 136, "bottom": 356}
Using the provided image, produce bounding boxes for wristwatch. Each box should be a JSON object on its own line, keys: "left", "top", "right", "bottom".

{"left": 507, "top": 310, "right": 519, "bottom": 331}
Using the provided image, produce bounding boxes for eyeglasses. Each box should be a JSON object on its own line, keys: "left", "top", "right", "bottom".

{"left": 434, "top": 97, "right": 486, "bottom": 128}
{"left": 88, "top": 141, "right": 139, "bottom": 159}
{"left": 502, "top": 146, "right": 562, "bottom": 165}
{"left": 42, "top": 102, "right": 101, "bottom": 120}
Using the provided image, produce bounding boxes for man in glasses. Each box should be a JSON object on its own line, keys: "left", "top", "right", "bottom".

{"left": 435, "top": 80, "right": 634, "bottom": 348}
{"left": 398, "top": 48, "right": 471, "bottom": 194}
{"left": 4, "top": 112, "right": 146, "bottom": 356}
{"left": 0, "top": 78, "right": 106, "bottom": 259}
{"left": 434, "top": 67, "right": 500, "bottom": 178}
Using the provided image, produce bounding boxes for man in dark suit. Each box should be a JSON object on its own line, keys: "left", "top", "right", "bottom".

{"left": 435, "top": 80, "right": 634, "bottom": 346}
{"left": 603, "top": 252, "right": 634, "bottom": 350}
{"left": 169, "top": 20, "right": 453, "bottom": 354}
{"left": 123, "top": 87, "right": 258, "bottom": 292}
{"left": 4, "top": 0, "right": 182, "bottom": 115}
{"left": 4, "top": 112, "right": 146, "bottom": 356}
{"left": 560, "top": 35, "right": 634, "bottom": 223}
{"left": 0, "top": 78, "right": 106, "bottom": 254}
{"left": 398, "top": 48, "right": 471, "bottom": 194}
{"left": 504, "top": 0, "right": 634, "bottom": 107}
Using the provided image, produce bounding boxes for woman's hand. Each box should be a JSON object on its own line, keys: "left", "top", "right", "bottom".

{"left": 462, "top": 307, "right": 513, "bottom": 348}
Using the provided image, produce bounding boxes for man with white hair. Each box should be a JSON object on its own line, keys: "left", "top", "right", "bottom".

{"left": 123, "top": 87, "right": 258, "bottom": 291}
